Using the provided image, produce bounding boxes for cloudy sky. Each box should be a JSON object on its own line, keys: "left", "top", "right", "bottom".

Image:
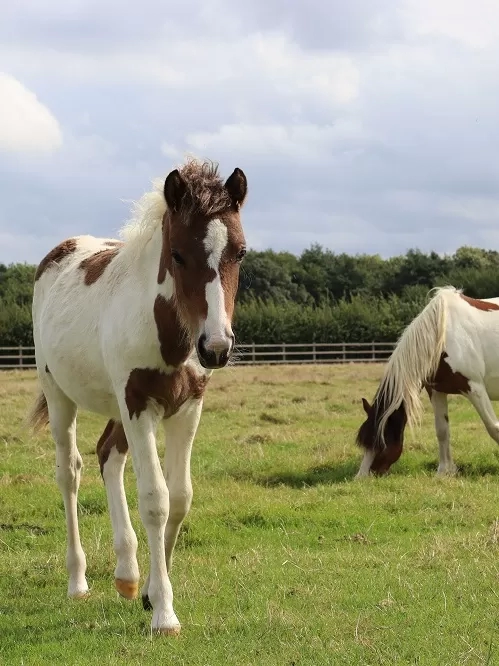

{"left": 2, "top": 0, "right": 499, "bottom": 265}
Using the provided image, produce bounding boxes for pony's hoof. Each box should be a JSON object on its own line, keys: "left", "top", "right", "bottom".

{"left": 142, "top": 594, "right": 153, "bottom": 611}
{"left": 115, "top": 578, "right": 138, "bottom": 600}
{"left": 437, "top": 466, "right": 458, "bottom": 476}
{"left": 69, "top": 589, "right": 90, "bottom": 600}
{"left": 155, "top": 625, "right": 181, "bottom": 637}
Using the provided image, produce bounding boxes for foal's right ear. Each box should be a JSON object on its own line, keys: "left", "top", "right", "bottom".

{"left": 164, "top": 169, "right": 187, "bottom": 213}
{"left": 362, "top": 398, "right": 371, "bottom": 414}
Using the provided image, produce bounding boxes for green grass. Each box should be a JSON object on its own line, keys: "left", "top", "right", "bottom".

{"left": 2, "top": 364, "right": 499, "bottom": 665}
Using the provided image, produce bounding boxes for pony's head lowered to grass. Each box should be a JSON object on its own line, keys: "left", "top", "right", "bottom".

{"left": 356, "top": 394, "right": 407, "bottom": 475}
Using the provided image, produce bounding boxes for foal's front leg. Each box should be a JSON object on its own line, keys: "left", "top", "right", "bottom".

{"left": 141, "top": 398, "right": 203, "bottom": 609}
{"left": 118, "top": 400, "right": 180, "bottom": 635}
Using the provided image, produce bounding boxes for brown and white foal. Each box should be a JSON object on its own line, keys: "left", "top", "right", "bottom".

{"left": 29, "top": 159, "right": 248, "bottom": 635}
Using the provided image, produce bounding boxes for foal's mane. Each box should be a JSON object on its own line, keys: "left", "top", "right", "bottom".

{"left": 119, "top": 158, "right": 231, "bottom": 252}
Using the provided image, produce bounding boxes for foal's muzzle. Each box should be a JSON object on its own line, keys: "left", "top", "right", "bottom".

{"left": 197, "top": 334, "right": 234, "bottom": 369}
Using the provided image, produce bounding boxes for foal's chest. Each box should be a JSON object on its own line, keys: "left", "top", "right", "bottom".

{"left": 124, "top": 364, "right": 209, "bottom": 420}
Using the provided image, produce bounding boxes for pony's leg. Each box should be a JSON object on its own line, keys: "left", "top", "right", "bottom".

{"left": 142, "top": 398, "right": 203, "bottom": 610}
{"left": 430, "top": 391, "right": 457, "bottom": 475}
{"left": 355, "top": 449, "right": 376, "bottom": 479}
{"left": 141, "top": 399, "right": 203, "bottom": 609}
{"left": 98, "top": 422, "right": 139, "bottom": 600}
{"left": 164, "top": 399, "right": 202, "bottom": 568}
{"left": 117, "top": 400, "right": 179, "bottom": 635}
{"left": 44, "top": 381, "right": 88, "bottom": 598}
{"left": 466, "top": 382, "right": 499, "bottom": 444}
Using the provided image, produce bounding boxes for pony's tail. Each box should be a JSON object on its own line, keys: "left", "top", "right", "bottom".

{"left": 376, "top": 286, "right": 455, "bottom": 441}
{"left": 27, "top": 390, "right": 49, "bottom": 432}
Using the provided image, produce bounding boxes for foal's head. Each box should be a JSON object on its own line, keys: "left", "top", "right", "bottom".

{"left": 356, "top": 396, "right": 407, "bottom": 475}
{"left": 161, "top": 159, "right": 248, "bottom": 369}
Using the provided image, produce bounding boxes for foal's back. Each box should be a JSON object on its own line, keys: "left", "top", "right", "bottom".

{"left": 32, "top": 234, "right": 133, "bottom": 417}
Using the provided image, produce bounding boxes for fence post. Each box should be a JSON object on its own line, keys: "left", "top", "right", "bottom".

{"left": 342, "top": 343, "right": 346, "bottom": 362}
{"left": 251, "top": 342, "right": 256, "bottom": 363}
{"left": 312, "top": 342, "right": 316, "bottom": 362}
{"left": 19, "top": 345, "right": 23, "bottom": 367}
{"left": 372, "top": 341, "right": 375, "bottom": 360}
{"left": 282, "top": 342, "right": 286, "bottom": 363}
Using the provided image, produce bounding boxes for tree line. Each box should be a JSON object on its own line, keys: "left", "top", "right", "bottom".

{"left": 1, "top": 245, "right": 499, "bottom": 348}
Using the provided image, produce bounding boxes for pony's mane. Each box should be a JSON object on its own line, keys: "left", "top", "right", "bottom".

{"left": 119, "top": 157, "right": 231, "bottom": 249}
{"left": 373, "top": 285, "right": 455, "bottom": 443}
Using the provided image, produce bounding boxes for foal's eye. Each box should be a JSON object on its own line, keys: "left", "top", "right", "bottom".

{"left": 236, "top": 248, "right": 246, "bottom": 263}
{"left": 171, "top": 250, "right": 185, "bottom": 266}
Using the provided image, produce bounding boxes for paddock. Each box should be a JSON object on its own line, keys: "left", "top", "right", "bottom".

{"left": 1, "top": 364, "right": 498, "bottom": 664}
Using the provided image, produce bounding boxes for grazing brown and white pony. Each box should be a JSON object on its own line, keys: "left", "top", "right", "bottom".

{"left": 28, "top": 158, "right": 248, "bottom": 635}
{"left": 356, "top": 286, "right": 499, "bottom": 477}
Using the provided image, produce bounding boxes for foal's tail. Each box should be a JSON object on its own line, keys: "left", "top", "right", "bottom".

{"left": 376, "top": 286, "right": 455, "bottom": 442}
{"left": 27, "top": 391, "right": 49, "bottom": 432}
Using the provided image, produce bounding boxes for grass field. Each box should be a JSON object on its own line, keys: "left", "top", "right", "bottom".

{"left": 2, "top": 364, "right": 499, "bottom": 665}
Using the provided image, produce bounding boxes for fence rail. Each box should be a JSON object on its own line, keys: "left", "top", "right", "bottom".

{"left": 0, "top": 342, "right": 397, "bottom": 369}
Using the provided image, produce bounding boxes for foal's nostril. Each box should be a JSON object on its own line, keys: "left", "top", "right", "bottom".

{"left": 218, "top": 349, "right": 229, "bottom": 366}
{"left": 197, "top": 334, "right": 207, "bottom": 356}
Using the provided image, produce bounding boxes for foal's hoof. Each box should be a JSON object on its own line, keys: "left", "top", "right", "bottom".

{"left": 115, "top": 578, "right": 138, "bottom": 600}
{"left": 142, "top": 594, "right": 153, "bottom": 611}
{"left": 155, "top": 625, "right": 181, "bottom": 637}
{"left": 68, "top": 582, "right": 90, "bottom": 599}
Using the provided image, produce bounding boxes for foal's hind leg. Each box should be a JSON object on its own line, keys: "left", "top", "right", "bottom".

{"left": 43, "top": 380, "right": 89, "bottom": 598}
{"left": 429, "top": 390, "right": 457, "bottom": 475}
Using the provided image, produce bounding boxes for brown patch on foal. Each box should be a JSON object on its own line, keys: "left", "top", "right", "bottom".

{"left": 125, "top": 366, "right": 208, "bottom": 421}
{"left": 35, "top": 238, "right": 78, "bottom": 281}
{"left": 425, "top": 353, "right": 471, "bottom": 395}
{"left": 460, "top": 294, "right": 499, "bottom": 312}
{"left": 154, "top": 295, "right": 193, "bottom": 367}
{"left": 96, "top": 420, "right": 128, "bottom": 475}
{"left": 79, "top": 248, "right": 120, "bottom": 285}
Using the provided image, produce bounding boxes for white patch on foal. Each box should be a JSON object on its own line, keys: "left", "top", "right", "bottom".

{"left": 202, "top": 219, "right": 232, "bottom": 358}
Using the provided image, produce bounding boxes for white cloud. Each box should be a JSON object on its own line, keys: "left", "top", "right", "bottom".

{"left": 0, "top": 32, "right": 359, "bottom": 116}
{"left": 0, "top": 73, "right": 63, "bottom": 154}
{"left": 401, "top": 0, "right": 499, "bottom": 49}
{"left": 185, "top": 120, "right": 370, "bottom": 162}
{"left": 439, "top": 196, "right": 499, "bottom": 224}
{"left": 160, "top": 142, "right": 181, "bottom": 159}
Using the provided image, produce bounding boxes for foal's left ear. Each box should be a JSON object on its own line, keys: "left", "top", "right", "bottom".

{"left": 164, "top": 169, "right": 187, "bottom": 213}
{"left": 225, "top": 168, "right": 248, "bottom": 210}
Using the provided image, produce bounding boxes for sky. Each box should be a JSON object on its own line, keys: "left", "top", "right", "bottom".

{"left": 2, "top": 0, "right": 499, "bottom": 265}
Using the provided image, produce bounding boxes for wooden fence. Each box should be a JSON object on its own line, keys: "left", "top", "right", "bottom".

{"left": 0, "top": 342, "right": 396, "bottom": 369}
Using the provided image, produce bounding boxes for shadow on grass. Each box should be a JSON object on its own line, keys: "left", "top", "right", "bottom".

{"left": 230, "top": 456, "right": 499, "bottom": 488}
{"left": 228, "top": 460, "right": 359, "bottom": 488}
{"left": 420, "top": 459, "right": 499, "bottom": 478}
